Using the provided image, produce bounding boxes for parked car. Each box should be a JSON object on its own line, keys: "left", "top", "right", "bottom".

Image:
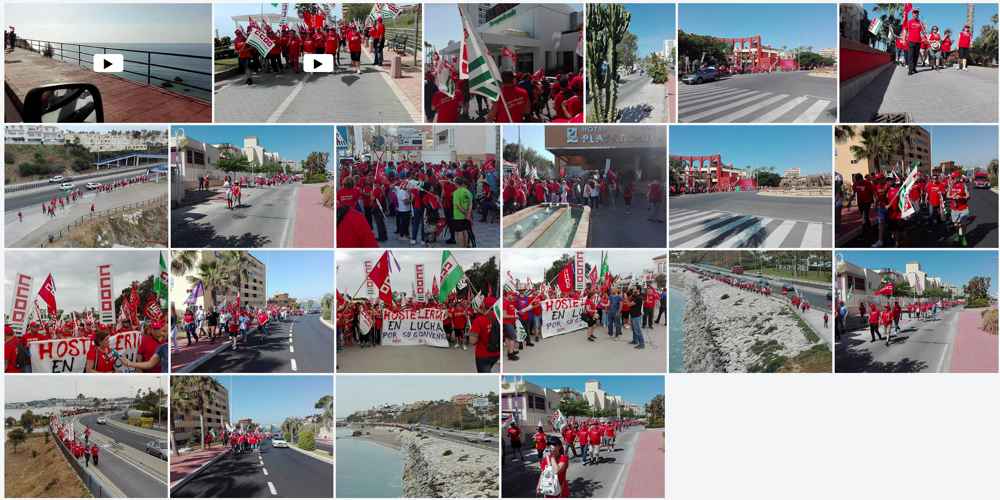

{"left": 681, "top": 67, "right": 720, "bottom": 85}
{"left": 85, "top": 182, "right": 102, "bottom": 190}
{"left": 145, "top": 440, "right": 168, "bottom": 460}
{"left": 48, "top": 175, "right": 64, "bottom": 183}
{"left": 59, "top": 182, "right": 74, "bottom": 191}
{"left": 271, "top": 438, "right": 289, "bottom": 448}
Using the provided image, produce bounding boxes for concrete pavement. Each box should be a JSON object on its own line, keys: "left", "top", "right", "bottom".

{"left": 191, "top": 314, "right": 333, "bottom": 373}
{"left": 503, "top": 323, "right": 667, "bottom": 373}
{"left": 337, "top": 341, "right": 488, "bottom": 373}
{"left": 841, "top": 65, "right": 998, "bottom": 123}
{"left": 678, "top": 71, "right": 836, "bottom": 123}
{"left": 171, "top": 184, "right": 302, "bottom": 248}
{"left": 378, "top": 213, "right": 500, "bottom": 248}
{"left": 71, "top": 415, "right": 168, "bottom": 498}
{"left": 613, "top": 73, "right": 668, "bottom": 123}
{"left": 214, "top": 49, "right": 418, "bottom": 123}
{"left": 669, "top": 192, "right": 832, "bottom": 248}
{"left": 171, "top": 440, "right": 333, "bottom": 498}
{"left": 502, "top": 426, "right": 661, "bottom": 498}
{"left": 292, "top": 184, "right": 334, "bottom": 248}
{"left": 588, "top": 186, "right": 666, "bottom": 248}
{"left": 836, "top": 309, "right": 967, "bottom": 373}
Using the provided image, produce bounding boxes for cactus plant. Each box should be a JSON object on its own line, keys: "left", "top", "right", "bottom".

{"left": 586, "top": 4, "right": 631, "bottom": 122}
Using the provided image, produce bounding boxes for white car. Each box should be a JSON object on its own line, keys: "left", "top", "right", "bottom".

{"left": 96, "top": 417, "right": 107, "bottom": 424}
{"left": 48, "top": 175, "right": 64, "bottom": 183}
{"left": 85, "top": 182, "right": 101, "bottom": 190}
{"left": 59, "top": 182, "right": 74, "bottom": 191}
{"left": 271, "top": 438, "right": 289, "bottom": 448}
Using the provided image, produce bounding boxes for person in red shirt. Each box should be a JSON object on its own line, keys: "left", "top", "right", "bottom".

{"left": 372, "top": 17, "right": 386, "bottom": 66}
{"left": 561, "top": 425, "right": 577, "bottom": 458}
{"left": 881, "top": 303, "right": 894, "bottom": 346}
{"left": 958, "top": 25, "right": 972, "bottom": 70}
{"left": 337, "top": 206, "right": 379, "bottom": 248}
{"left": 85, "top": 329, "right": 116, "bottom": 373}
{"left": 432, "top": 84, "right": 463, "bottom": 123}
{"left": 868, "top": 304, "right": 882, "bottom": 342}
{"left": 347, "top": 28, "right": 363, "bottom": 75}
{"left": 490, "top": 71, "right": 529, "bottom": 122}
{"left": 532, "top": 426, "right": 547, "bottom": 462}
{"left": 337, "top": 179, "right": 362, "bottom": 211}
{"left": 926, "top": 174, "right": 945, "bottom": 223}
{"left": 287, "top": 31, "right": 302, "bottom": 73}
{"left": 506, "top": 423, "right": 524, "bottom": 461}
{"left": 469, "top": 299, "right": 499, "bottom": 373}
{"left": 324, "top": 28, "right": 339, "bottom": 71}
{"left": 940, "top": 29, "right": 953, "bottom": 64}
{"left": 902, "top": 7, "right": 925, "bottom": 75}
{"left": 587, "top": 424, "right": 602, "bottom": 460}
{"left": 536, "top": 437, "right": 569, "bottom": 498}
{"left": 121, "top": 322, "right": 165, "bottom": 373}
{"left": 502, "top": 295, "right": 520, "bottom": 361}
{"left": 927, "top": 26, "right": 943, "bottom": 70}
{"left": 947, "top": 170, "right": 971, "bottom": 246}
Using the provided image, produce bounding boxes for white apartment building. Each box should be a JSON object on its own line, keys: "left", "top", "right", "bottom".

{"left": 421, "top": 126, "right": 499, "bottom": 164}
{"left": 5, "top": 125, "right": 65, "bottom": 145}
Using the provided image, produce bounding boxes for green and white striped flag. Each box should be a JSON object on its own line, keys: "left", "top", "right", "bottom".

{"left": 438, "top": 250, "right": 467, "bottom": 302}
{"left": 245, "top": 27, "right": 275, "bottom": 58}
{"left": 896, "top": 161, "right": 920, "bottom": 219}
{"left": 459, "top": 4, "right": 501, "bottom": 101}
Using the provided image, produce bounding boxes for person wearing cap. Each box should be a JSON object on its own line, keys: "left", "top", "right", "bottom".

{"left": 947, "top": 169, "right": 971, "bottom": 246}
{"left": 372, "top": 16, "right": 385, "bottom": 66}
{"left": 902, "top": 6, "right": 925, "bottom": 75}
{"left": 469, "top": 297, "right": 500, "bottom": 373}
{"left": 537, "top": 436, "right": 570, "bottom": 498}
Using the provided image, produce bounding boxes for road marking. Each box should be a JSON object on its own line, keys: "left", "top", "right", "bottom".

{"left": 675, "top": 216, "right": 754, "bottom": 248}
{"left": 682, "top": 92, "right": 777, "bottom": 121}
{"left": 669, "top": 213, "right": 733, "bottom": 241}
{"left": 291, "top": 358, "right": 298, "bottom": 371}
{"left": 267, "top": 73, "right": 314, "bottom": 122}
{"left": 752, "top": 95, "right": 808, "bottom": 122}
{"left": 268, "top": 481, "right": 278, "bottom": 496}
{"left": 289, "top": 344, "right": 294, "bottom": 353}
{"left": 793, "top": 100, "right": 831, "bottom": 123}
{"left": 710, "top": 93, "right": 789, "bottom": 122}
{"left": 679, "top": 87, "right": 753, "bottom": 107}
{"left": 715, "top": 217, "right": 773, "bottom": 248}
{"left": 669, "top": 210, "right": 720, "bottom": 226}
{"left": 801, "top": 223, "right": 825, "bottom": 247}
{"left": 759, "top": 220, "right": 797, "bottom": 247}
{"left": 680, "top": 89, "right": 761, "bottom": 114}
{"left": 262, "top": 467, "right": 269, "bottom": 476}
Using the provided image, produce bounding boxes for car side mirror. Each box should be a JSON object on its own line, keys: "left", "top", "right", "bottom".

{"left": 22, "top": 83, "right": 104, "bottom": 123}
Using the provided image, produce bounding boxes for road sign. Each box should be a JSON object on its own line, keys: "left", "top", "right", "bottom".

{"left": 472, "top": 397, "right": 490, "bottom": 409}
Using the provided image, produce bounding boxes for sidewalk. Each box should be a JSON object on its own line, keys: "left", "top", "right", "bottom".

{"left": 621, "top": 430, "right": 665, "bottom": 498}
{"left": 667, "top": 75, "right": 677, "bottom": 123}
{"left": 293, "top": 183, "right": 334, "bottom": 247}
{"left": 836, "top": 205, "right": 864, "bottom": 247}
{"left": 951, "top": 309, "right": 999, "bottom": 372}
{"left": 169, "top": 446, "right": 228, "bottom": 489}
{"left": 362, "top": 43, "right": 422, "bottom": 121}
{"left": 171, "top": 337, "right": 230, "bottom": 372}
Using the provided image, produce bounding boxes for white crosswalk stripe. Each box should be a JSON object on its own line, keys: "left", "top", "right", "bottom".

{"left": 678, "top": 85, "right": 832, "bottom": 123}
{"left": 669, "top": 209, "right": 830, "bottom": 248}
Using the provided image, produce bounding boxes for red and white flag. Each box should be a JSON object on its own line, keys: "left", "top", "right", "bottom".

{"left": 37, "top": 273, "right": 57, "bottom": 317}
{"left": 556, "top": 262, "right": 574, "bottom": 294}
{"left": 369, "top": 252, "right": 394, "bottom": 305}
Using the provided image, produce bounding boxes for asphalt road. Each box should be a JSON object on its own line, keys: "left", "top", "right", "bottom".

{"left": 73, "top": 415, "right": 168, "bottom": 498}
{"left": 6, "top": 169, "right": 156, "bottom": 210}
{"left": 669, "top": 192, "right": 832, "bottom": 248}
{"left": 504, "top": 323, "right": 667, "bottom": 373}
{"left": 842, "top": 188, "right": 998, "bottom": 248}
{"left": 695, "top": 264, "right": 831, "bottom": 312}
{"left": 171, "top": 184, "right": 299, "bottom": 248}
{"left": 678, "top": 71, "right": 836, "bottom": 123}
{"left": 214, "top": 49, "right": 415, "bottom": 123}
{"left": 195, "top": 314, "right": 333, "bottom": 373}
{"left": 502, "top": 426, "right": 645, "bottom": 498}
{"left": 412, "top": 424, "right": 498, "bottom": 451}
{"left": 836, "top": 309, "right": 960, "bottom": 373}
{"left": 171, "top": 440, "right": 333, "bottom": 498}
{"left": 78, "top": 413, "right": 162, "bottom": 452}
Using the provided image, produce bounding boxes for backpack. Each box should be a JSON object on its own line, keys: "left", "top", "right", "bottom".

{"left": 538, "top": 458, "right": 561, "bottom": 497}
{"left": 487, "top": 315, "right": 500, "bottom": 354}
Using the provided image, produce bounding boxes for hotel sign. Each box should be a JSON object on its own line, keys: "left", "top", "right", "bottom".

{"left": 560, "top": 126, "right": 662, "bottom": 147}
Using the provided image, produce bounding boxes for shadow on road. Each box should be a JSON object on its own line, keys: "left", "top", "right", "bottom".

{"left": 835, "top": 329, "right": 929, "bottom": 373}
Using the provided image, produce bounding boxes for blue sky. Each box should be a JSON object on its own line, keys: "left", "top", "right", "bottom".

{"left": 214, "top": 376, "right": 333, "bottom": 428}
{"left": 862, "top": 3, "right": 998, "bottom": 37}
{"left": 6, "top": 3, "right": 211, "bottom": 44}
{"left": 625, "top": 4, "right": 677, "bottom": 56}
{"left": 680, "top": 3, "right": 837, "bottom": 50}
{"left": 670, "top": 125, "right": 831, "bottom": 175}
{"left": 505, "top": 376, "right": 665, "bottom": 405}
{"left": 214, "top": 3, "right": 341, "bottom": 35}
{"left": 336, "top": 375, "right": 499, "bottom": 418}
{"left": 172, "top": 125, "right": 333, "bottom": 164}
{"left": 838, "top": 251, "right": 998, "bottom": 294}
{"left": 250, "top": 251, "right": 334, "bottom": 301}
{"left": 928, "top": 126, "right": 999, "bottom": 168}
{"left": 503, "top": 125, "right": 553, "bottom": 161}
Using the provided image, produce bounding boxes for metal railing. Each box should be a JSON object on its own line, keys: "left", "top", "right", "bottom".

{"left": 383, "top": 27, "right": 421, "bottom": 66}
{"left": 16, "top": 38, "right": 212, "bottom": 100}
{"left": 5, "top": 165, "right": 155, "bottom": 193}
{"left": 52, "top": 430, "right": 116, "bottom": 498}
{"left": 41, "top": 194, "right": 167, "bottom": 247}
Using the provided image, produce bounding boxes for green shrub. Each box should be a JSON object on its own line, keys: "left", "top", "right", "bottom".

{"left": 297, "top": 428, "right": 316, "bottom": 451}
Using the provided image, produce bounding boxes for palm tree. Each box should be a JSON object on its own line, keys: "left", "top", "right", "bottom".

{"left": 217, "top": 252, "right": 250, "bottom": 307}
{"left": 835, "top": 125, "right": 857, "bottom": 144}
{"left": 193, "top": 260, "right": 227, "bottom": 311}
{"left": 171, "top": 251, "right": 199, "bottom": 276}
{"left": 315, "top": 395, "right": 334, "bottom": 431}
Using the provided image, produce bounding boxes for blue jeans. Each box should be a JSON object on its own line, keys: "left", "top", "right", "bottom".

{"left": 580, "top": 443, "right": 588, "bottom": 462}
{"left": 411, "top": 207, "right": 425, "bottom": 242}
{"left": 630, "top": 316, "right": 644, "bottom": 347}
{"left": 606, "top": 312, "right": 621, "bottom": 337}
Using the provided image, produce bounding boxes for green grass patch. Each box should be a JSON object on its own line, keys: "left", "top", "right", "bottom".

{"left": 215, "top": 57, "right": 238, "bottom": 72}
{"left": 749, "top": 339, "right": 786, "bottom": 373}
{"left": 779, "top": 345, "right": 832, "bottom": 373}
{"left": 788, "top": 307, "right": 821, "bottom": 344}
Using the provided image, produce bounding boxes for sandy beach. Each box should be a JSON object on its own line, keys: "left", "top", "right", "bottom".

{"left": 350, "top": 425, "right": 404, "bottom": 451}
{"left": 671, "top": 266, "right": 829, "bottom": 372}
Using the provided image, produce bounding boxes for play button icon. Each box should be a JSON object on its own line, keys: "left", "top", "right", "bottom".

{"left": 93, "top": 54, "right": 123, "bottom": 73}
{"left": 304, "top": 54, "right": 333, "bottom": 73}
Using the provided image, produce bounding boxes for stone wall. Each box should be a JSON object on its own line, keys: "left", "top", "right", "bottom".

{"left": 399, "top": 430, "right": 499, "bottom": 498}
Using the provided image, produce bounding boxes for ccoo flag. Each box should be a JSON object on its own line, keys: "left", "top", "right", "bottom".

{"left": 458, "top": 4, "right": 501, "bottom": 101}
{"left": 438, "top": 250, "right": 467, "bottom": 302}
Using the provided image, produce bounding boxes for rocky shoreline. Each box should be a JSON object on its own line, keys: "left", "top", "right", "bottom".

{"left": 399, "top": 430, "right": 499, "bottom": 498}
{"left": 672, "top": 266, "right": 818, "bottom": 372}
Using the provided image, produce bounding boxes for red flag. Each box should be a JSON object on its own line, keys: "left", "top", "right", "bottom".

{"left": 556, "top": 262, "right": 574, "bottom": 294}
{"left": 337, "top": 290, "right": 347, "bottom": 305}
{"left": 431, "top": 276, "right": 439, "bottom": 299}
{"left": 588, "top": 266, "right": 598, "bottom": 285}
{"left": 874, "top": 282, "right": 895, "bottom": 296}
{"left": 144, "top": 295, "right": 164, "bottom": 325}
{"left": 126, "top": 283, "right": 140, "bottom": 326}
{"left": 38, "top": 273, "right": 58, "bottom": 317}
{"left": 369, "top": 252, "right": 394, "bottom": 305}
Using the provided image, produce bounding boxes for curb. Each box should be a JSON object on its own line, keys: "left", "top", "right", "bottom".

{"left": 319, "top": 316, "right": 335, "bottom": 331}
{"left": 169, "top": 448, "right": 229, "bottom": 494}
{"left": 288, "top": 443, "right": 335, "bottom": 465}
{"left": 175, "top": 341, "right": 231, "bottom": 373}
{"left": 104, "top": 415, "right": 167, "bottom": 440}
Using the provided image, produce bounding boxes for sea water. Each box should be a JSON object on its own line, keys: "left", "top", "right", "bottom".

{"left": 335, "top": 427, "right": 404, "bottom": 498}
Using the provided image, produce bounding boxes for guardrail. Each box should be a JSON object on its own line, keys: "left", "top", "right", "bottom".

{"left": 384, "top": 27, "right": 420, "bottom": 66}
{"left": 5, "top": 165, "right": 153, "bottom": 194}
{"left": 16, "top": 38, "right": 212, "bottom": 99}
{"left": 51, "top": 428, "right": 117, "bottom": 498}
{"left": 39, "top": 195, "right": 167, "bottom": 247}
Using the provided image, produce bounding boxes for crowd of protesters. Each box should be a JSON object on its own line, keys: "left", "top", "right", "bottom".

{"left": 172, "top": 302, "right": 286, "bottom": 353}
{"left": 889, "top": 6, "right": 975, "bottom": 74}
{"left": 336, "top": 158, "right": 500, "bottom": 248}
{"left": 834, "top": 296, "right": 961, "bottom": 345}
{"left": 503, "top": 168, "right": 664, "bottom": 221}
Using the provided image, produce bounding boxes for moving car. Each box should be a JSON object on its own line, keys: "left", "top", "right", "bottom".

{"left": 681, "top": 67, "right": 720, "bottom": 85}
{"left": 145, "top": 439, "right": 168, "bottom": 460}
{"left": 973, "top": 171, "right": 991, "bottom": 189}
{"left": 59, "top": 182, "right": 74, "bottom": 191}
{"left": 271, "top": 438, "right": 289, "bottom": 448}
{"left": 96, "top": 417, "right": 107, "bottom": 424}
{"left": 85, "top": 182, "right": 102, "bottom": 190}
{"left": 48, "top": 175, "right": 65, "bottom": 183}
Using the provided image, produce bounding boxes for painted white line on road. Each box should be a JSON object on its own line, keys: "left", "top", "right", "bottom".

{"left": 753, "top": 95, "right": 808, "bottom": 122}
{"left": 268, "top": 481, "right": 278, "bottom": 496}
{"left": 801, "top": 223, "right": 826, "bottom": 247}
{"left": 291, "top": 358, "right": 298, "bottom": 371}
{"left": 676, "top": 216, "right": 754, "bottom": 248}
{"left": 759, "top": 220, "right": 797, "bottom": 248}
{"left": 710, "top": 93, "right": 789, "bottom": 122}
{"left": 267, "top": 74, "right": 314, "bottom": 123}
{"left": 716, "top": 217, "right": 773, "bottom": 248}
{"left": 262, "top": 467, "right": 269, "bottom": 476}
{"left": 683, "top": 92, "right": 777, "bottom": 121}
{"left": 793, "top": 100, "right": 831, "bottom": 123}
{"left": 289, "top": 344, "right": 294, "bottom": 353}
